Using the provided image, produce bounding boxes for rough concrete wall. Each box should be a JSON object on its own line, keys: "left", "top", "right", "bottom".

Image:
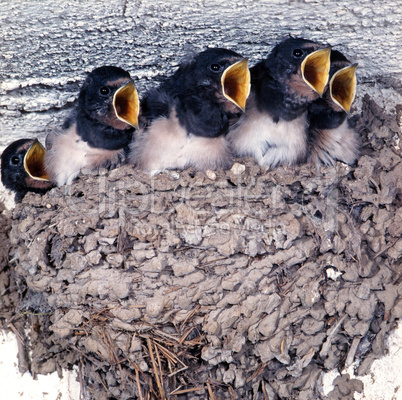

{"left": 0, "top": 0, "right": 401, "bottom": 149}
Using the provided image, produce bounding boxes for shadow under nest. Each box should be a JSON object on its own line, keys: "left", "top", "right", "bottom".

{"left": 1, "top": 93, "right": 401, "bottom": 400}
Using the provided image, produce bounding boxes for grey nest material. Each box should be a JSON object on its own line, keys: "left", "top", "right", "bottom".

{"left": 2, "top": 94, "right": 402, "bottom": 400}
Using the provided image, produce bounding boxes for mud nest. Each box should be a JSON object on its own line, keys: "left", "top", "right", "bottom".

{"left": 1, "top": 94, "right": 401, "bottom": 400}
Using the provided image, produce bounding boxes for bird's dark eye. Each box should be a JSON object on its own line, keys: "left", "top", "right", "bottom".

{"left": 11, "top": 155, "right": 21, "bottom": 165}
{"left": 293, "top": 49, "right": 304, "bottom": 58}
{"left": 99, "top": 86, "right": 111, "bottom": 96}
{"left": 209, "top": 63, "right": 222, "bottom": 73}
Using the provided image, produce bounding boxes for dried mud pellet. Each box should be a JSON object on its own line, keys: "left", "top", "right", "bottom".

{"left": 145, "top": 297, "right": 166, "bottom": 318}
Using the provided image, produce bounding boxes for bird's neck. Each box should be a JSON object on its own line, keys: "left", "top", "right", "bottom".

{"left": 251, "top": 60, "right": 313, "bottom": 122}
{"left": 175, "top": 95, "right": 233, "bottom": 138}
{"left": 308, "top": 98, "right": 347, "bottom": 130}
{"left": 254, "top": 76, "right": 310, "bottom": 122}
{"left": 76, "top": 112, "right": 133, "bottom": 150}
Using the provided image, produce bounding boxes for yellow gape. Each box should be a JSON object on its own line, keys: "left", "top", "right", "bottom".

{"left": 24, "top": 139, "right": 50, "bottom": 181}
{"left": 113, "top": 81, "right": 140, "bottom": 128}
{"left": 301, "top": 47, "right": 332, "bottom": 96}
{"left": 330, "top": 64, "right": 358, "bottom": 113}
{"left": 221, "top": 58, "right": 251, "bottom": 112}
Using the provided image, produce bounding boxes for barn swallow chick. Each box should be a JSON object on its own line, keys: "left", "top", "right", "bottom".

{"left": 228, "top": 38, "right": 331, "bottom": 168}
{"left": 46, "top": 66, "right": 139, "bottom": 186}
{"left": 1, "top": 139, "right": 52, "bottom": 203}
{"left": 129, "top": 48, "right": 250, "bottom": 174}
{"left": 307, "top": 50, "right": 359, "bottom": 166}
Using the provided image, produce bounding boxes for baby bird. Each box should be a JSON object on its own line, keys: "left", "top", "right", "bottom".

{"left": 46, "top": 66, "right": 139, "bottom": 186}
{"left": 307, "top": 50, "right": 359, "bottom": 166}
{"left": 228, "top": 37, "right": 332, "bottom": 168}
{"left": 1, "top": 138, "right": 52, "bottom": 202}
{"left": 129, "top": 48, "right": 250, "bottom": 174}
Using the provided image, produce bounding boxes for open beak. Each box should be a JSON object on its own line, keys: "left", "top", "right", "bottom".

{"left": 301, "top": 47, "right": 332, "bottom": 96}
{"left": 24, "top": 139, "right": 50, "bottom": 181}
{"left": 221, "top": 58, "right": 250, "bottom": 112}
{"left": 113, "top": 81, "right": 139, "bottom": 129}
{"left": 330, "top": 63, "right": 357, "bottom": 113}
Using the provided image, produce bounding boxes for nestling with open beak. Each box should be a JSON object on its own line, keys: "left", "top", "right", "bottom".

{"left": 129, "top": 48, "right": 250, "bottom": 174}
{"left": 1, "top": 138, "right": 52, "bottom": 203}
{"left": 228, "top": 37, "right": 332, "bottom": 168}
{"left": 45, "top": 66, "right": 140, "bottom": 187}
{"left": 307, "top": 50, "right": 359, "bottom": 166}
